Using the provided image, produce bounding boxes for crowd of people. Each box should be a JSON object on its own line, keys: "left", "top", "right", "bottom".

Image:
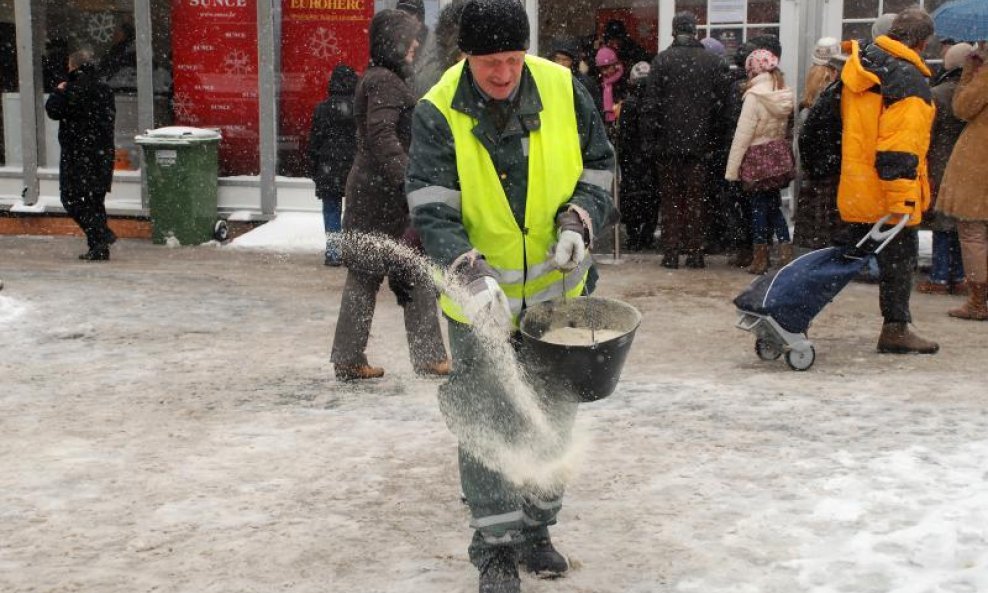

{"left": 305, "top": 2, "right": 988, "bottom": 380}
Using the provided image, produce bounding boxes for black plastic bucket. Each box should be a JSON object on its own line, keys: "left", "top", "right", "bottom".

{"left": 519, "top": 297, "right": 641, "bottom": 403}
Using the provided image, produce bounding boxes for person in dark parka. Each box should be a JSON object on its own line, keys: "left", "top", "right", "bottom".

{"left": 617, "top": 60, "right": 659, "bottom": 251}
{"left": 45, "top": 49, "right": 117, "bottom": 261}
{"left": 330, "top": 9, "right": 450, "bottom": 381}
{"left": 642, "top": 11, "right": 731, "bottom": 269}
{"left": 308, "top": 64, "right": 358, "bottom": 266}
{"left": 549, "top": 36, "right": 603, "bottom": 114}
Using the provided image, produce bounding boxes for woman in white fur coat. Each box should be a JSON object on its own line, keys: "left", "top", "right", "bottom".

{"left": 725, "top": 49, "right": 796, "bottom": 274}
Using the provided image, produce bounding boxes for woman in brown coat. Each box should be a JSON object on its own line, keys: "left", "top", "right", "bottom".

{"left": 935, "top": 46, "right": 988, "bottom": 320}
{"left": 331, "top": 9, "right": 449, "bottom": 380}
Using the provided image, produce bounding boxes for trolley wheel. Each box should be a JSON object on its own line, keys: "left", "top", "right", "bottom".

{"left": 785, "top": 346, "right": 816, "bottom": 371}
{"left": 755, "top": 338, "right": 782, "bottom": 361}
{"left": 214, "top": 220, "right": 229, "bottom": 242}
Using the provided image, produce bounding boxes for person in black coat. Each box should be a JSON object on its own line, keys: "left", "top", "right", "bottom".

{"left": 617, "top": 61, "right": 659, "bottom": 251}
{"left": 548, "top": 36, "right": 602, "bottom": 114}
{"left": 308, "top": 64, "right": 358, "bottom": 266}
{"left": 45, "top": 50, "right": 117, "bottom": 261}
{"left": 642, "top": 11, "right": 730, "bottom": 269}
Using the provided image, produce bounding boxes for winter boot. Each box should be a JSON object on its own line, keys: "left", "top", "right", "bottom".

{"left": 78, "top": 247, "right": 110, "bottom": 261}
{"left": 778, "top": 242, "right": 794, "bottom": 267}
{"left": 877, "top": 322, "right": 940, "bottom": 354}
{"left": 950, "top": 279, "right": 969, "bottom": 296}
{"left": 334, "top": 363, "right": 385, "bottom": 381}
{"left": 661, "top": 250, "right": 679, "bottom": 269}
{"left": 747, "top": 244, "right": 769, "bottom": 275}
{"left": 948, "top": 282, "right": 988, "bottom": 321}
{"left": 916, "top": 280, "right": 951, "bottom": 295}
{"left": 415, "top": 359, "right": 452, "bottom": 376}
{"left": 478, "top": 546, "right": 521, "bottom": 593}
{"left": 685, "top": 251, "right": 706, "bottom": 269}
{"left": 519, "top": 536, "right": 569, "bottom": 577}
{"left": 728, "top": 246, "right": 753, "bottom": 268}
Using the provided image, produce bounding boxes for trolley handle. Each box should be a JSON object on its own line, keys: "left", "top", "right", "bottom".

{"left": 849, "top": 214, "right": 909, "bottom": 257}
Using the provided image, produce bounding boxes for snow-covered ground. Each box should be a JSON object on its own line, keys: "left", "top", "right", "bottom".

{"left": 0, "top": 224, "right": 980, "bottom": 593}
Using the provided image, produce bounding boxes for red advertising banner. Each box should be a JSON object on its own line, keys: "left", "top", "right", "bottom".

{"left": 171, "top": 0, "right": 259, "bottom": 176}
{"left": 280, "top": 0, "right": 372, "bottom": 176}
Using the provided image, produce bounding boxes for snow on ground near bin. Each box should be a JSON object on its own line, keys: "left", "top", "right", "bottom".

{"left": 228, "top": 211, "right": 325, "bottom": 252}
{"left": 0, "top": 236, "right": 975, "bottom": 593}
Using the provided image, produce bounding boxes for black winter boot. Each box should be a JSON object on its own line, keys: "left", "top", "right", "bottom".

{"left": 478, "top": 545, "right": 520, "bottom": 593}
{"left": 519, "top": 536, "right": 569, "bottom": 577}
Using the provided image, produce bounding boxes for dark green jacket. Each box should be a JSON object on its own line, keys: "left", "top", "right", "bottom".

{"left": 406, "top": 62, "right": 616, "bottom": 268}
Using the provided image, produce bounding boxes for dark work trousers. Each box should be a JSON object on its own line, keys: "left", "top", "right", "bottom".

{"left": 61, "top": 189, "right": 112, "bottom": 250}
{"left": 657, "top": 157, "right": 707, "bottom": 256}
{"left": 438, "top": 321, "right": 579, "bottom": 570}
{"left": 330, "top": 266, "right": 446, "bottom": 369}
{"left": 839, "top": 223, "right": 918, "bottom": 324}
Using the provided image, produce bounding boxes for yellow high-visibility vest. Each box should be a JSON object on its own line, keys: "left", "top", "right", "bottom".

{"left": 423, "top": 55, "right": 587, "bottom": 326}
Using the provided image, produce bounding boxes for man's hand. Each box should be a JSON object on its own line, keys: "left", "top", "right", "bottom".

{"left": 463, "top": 276, "right": 512, "bottom": 331}
{"left": 554, "top": 209, "right": 589, "bottom": 272}
{"left": 451, "top": 253, "right": 512, "bottom": 331}
{"left": 57, "top": 82, "right": 67, "bottom": 91}
{"left": 554, "top": 230, "right": 585, "bottom": 272}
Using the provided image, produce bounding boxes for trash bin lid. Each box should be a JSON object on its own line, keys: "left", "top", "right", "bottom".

{"left": 135, "top": 126, "right": 222, "bottom": 145}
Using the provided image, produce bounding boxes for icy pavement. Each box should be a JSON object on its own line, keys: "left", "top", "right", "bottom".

{"left": 0, "top": 234, "right": 984, "bottom": 593}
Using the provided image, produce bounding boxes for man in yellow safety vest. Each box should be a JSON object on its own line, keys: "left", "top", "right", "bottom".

{"left": 406, "top": 1, "right": 615, "bottom": 591}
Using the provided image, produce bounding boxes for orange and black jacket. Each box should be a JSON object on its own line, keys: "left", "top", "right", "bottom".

{"left": 838, "top": 36, "right": 934, "bottom": 226}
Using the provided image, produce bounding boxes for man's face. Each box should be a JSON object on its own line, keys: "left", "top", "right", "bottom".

{"left": 551, "top": 52, "right": 574, "bottom": 69}
{"left": 467, "top": 51, "right": 526, "bottom": 100}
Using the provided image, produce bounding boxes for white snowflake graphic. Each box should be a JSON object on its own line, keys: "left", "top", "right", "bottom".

{"left": 172, "top": 91, "right": 194, "bottom": 122}
{"left": 223, "top": 50, "right": 251, "bottom": 75}
{"left": 88, "top": 13, "right": 117, "bottom": 44}
{"left": 310, "top": 27, "right": 340, "bottom": 60}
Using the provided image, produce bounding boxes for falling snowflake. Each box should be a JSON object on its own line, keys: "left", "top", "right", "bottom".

{"left": 172, "top": 92, "right": 194, "bottom": 122}
{"left": 310, "top": 27, "right": 340, "bottom": 60}
{"left": 88, "top": 13, "right": 117, "bottom": 44}
{"left": 223, "top": 50, "right": 251, "bottom": 75}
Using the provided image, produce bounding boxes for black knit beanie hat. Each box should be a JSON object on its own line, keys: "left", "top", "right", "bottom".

{"left": 458, "top": 0, "right": 530, "bottom": 56}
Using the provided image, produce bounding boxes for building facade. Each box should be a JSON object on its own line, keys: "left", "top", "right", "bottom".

{"left": 0, "top": 0, "right": 948, "bottom": 219}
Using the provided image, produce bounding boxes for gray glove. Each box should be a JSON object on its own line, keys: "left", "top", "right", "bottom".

{"left": 553, "top": 210, "right": 589, "bottom": 272}
{"left": 453, "top": 254, "right": 512, "bottom": 331}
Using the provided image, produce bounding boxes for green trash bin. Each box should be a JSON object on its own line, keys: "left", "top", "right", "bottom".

{"left": 135, "top": 126, "right": 227, "bottom": 245}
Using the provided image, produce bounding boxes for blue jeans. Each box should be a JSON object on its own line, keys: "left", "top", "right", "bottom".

{"left": 749, "top": 190, "right": 791, "bottom": 244}
{"left": 321, "top": 194, "right": 343, "bottom": 260}
{"left": 929, "top": 230, "right": 964, "bottom": 284}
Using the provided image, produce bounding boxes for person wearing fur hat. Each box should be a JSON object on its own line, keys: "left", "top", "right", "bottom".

{"left": 406, "top": 0, "right": 616, "bottom": 590}
{"left": 792, "top": 37, "right": 843, "bottom": 251}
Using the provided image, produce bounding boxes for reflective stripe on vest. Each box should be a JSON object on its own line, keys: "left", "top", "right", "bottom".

{"left": 422, "top": 56, "right": 585, "bottom": 325}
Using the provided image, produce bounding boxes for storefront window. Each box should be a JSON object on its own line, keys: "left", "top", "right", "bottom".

{"left": 35, "top": 1, "right": 140, "bottom": 171}
{"left": 679, "top": 0, "right": 782, "bottom": 59}
{"left": 152, "top": 0, "right": 260, "bottom": 177}
{"left": 276, "top": 0, "right": 375, "bottom": 178}
{"left": 842, "top": 0, "right": 952, "bottom": 43}
{"left": 0, "top": 0, "right": 16, "bottom": 167}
